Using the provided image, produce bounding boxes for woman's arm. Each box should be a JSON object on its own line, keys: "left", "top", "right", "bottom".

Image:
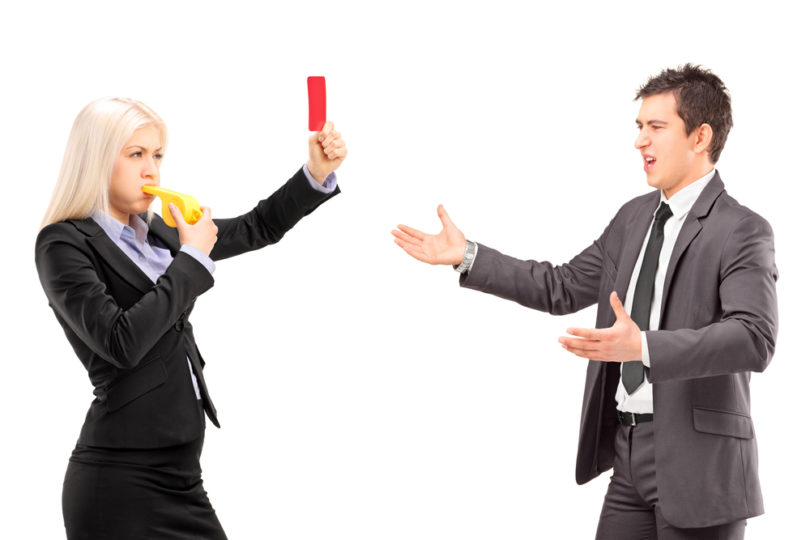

{"left": 35, "top": 222, "right": 214, "bottom": 369}
{"left": 210, "top": 167, "right": 339, "bottom": 261}
{"left": 209, "top": 122, "right": 346, "bottom": 260}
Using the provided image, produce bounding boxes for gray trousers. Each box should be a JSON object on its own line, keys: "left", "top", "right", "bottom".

{"left": 595, "top": 423, "right": 746, "bottom": 540}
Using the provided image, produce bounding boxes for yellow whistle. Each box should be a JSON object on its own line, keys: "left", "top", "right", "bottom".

{"left": 142, "top": 185, "right": 202, "bottom": 228}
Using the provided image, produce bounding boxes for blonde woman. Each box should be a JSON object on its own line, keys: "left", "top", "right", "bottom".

{"left": 36, "top": 97, "right": 346, "bottom": 539}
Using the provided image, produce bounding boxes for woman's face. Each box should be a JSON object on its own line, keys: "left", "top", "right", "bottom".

{"left": 108, "top": 124, "right": 163, "bottom": 225}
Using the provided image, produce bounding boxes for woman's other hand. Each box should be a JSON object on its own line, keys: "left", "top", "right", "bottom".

{"left": 170, "top": 204, "right": 218, "bottom": 256}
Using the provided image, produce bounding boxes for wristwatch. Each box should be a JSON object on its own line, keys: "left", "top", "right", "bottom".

{"left": 453, "top": 240, "right": 478, "bottom": 274}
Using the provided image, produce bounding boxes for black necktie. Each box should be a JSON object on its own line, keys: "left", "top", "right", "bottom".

{"left": 622, "top": 201, "right": 673, "bottom": 395}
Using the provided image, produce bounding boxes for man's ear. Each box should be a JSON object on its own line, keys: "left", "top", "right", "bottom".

{"left": 693, "top": 123, "right": 714, "bottom": 156}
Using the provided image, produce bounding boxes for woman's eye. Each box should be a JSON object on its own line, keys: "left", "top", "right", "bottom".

{"left": 154, "top": 153, "right": 163, "bottom": 161}
{"left": 130, "top": 151, "right": 142, "bottom": 158}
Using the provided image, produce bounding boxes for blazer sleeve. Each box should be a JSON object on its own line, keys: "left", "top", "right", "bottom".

{"left": 459, "top": 217, "right": 617, "bottom": 316}
{"left": 210, "top": 167, "right": 339, "bottom": 261}
{"left": 35, "top": 223, "right": 215, "bottom": 370}
{"left": 647, "top": 213, "right": 778, "bottom": 381}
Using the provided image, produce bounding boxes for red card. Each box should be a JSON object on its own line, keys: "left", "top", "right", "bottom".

{"left": 307, "top": 76, "right": 326, "bottom": 132}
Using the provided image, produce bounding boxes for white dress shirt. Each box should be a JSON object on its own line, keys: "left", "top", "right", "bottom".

{"left": 615, "top": 169, "right": 716, "bottom": 414}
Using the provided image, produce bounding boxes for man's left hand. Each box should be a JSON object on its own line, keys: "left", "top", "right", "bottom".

{"left": 307, "top": 121, "right": 347, "bottom": 183}
{"left": 558, "top": 291, "right": 642, "bottom": 362}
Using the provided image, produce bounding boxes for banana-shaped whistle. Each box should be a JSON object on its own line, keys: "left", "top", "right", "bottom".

{"left": 142, "top": 185, "right": 202, "bottom": 227}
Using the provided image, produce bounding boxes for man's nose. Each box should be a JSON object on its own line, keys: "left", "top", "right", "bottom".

{"left": 634, "top": 129, "right": 649, "bottom": 150}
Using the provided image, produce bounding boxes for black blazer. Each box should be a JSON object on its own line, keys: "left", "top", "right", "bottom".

{"left": 36, "top": 169, "right": 338, "bottom": 449}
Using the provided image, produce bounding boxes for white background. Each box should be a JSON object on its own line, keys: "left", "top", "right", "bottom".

{"left": 1, "top": 1, "right": 807, "bottom": 538}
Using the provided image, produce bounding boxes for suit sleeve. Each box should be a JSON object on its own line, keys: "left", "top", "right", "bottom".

{"left": 35, "top": 225, "right": 214, "bottom": 370}
{"left": 210, "top": 167, "right": 339, "bottom": 261}
{"left": 647, "top": 214, "right": 778, "bottom": 381}
{"left": 459, "top": 217, "right": 616, "bottom": 315}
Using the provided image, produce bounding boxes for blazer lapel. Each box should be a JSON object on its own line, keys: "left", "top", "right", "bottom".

{"left": 72, "top": 218, "right": 155, "bottom": 293}
{"left": 145, "top": 213, "right": 181, "bottom": 255}
{"left": 659, "top": 172, "right": 726, "bottom": 318}
{"left": 615, "top": 192, "right": 661, "bottom": 304}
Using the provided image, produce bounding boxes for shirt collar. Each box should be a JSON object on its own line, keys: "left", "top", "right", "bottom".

{"left": 91, "top": 210, "right": 149, "bottom": 245}
{"left": 660, "top": 169, "right": 715, "bottom": 221}
{"left": 128, "top": 213, "right": 149, "bottom": 245}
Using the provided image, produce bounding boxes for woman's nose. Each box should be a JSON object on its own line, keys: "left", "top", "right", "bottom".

{"left": 142, "top": 157, "right": 159, "bottom": 178}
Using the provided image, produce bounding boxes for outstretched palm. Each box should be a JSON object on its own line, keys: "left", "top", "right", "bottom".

{"left": 392, "top": 205, "right": 466, "bottom": 266}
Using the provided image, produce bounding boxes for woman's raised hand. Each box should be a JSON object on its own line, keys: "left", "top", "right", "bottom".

{"left": 306, "top": 121, "right": 347, "bottom": 184}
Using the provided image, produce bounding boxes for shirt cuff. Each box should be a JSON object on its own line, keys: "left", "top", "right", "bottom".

{"left": 467, "top": 242, "right": 478, "bottom": 273}
{"left": 641, "top": 331, "right": 650, "bottom": 367}
{"left": 303, "top": 164, "right": 337, "bottom": 194}
{"left": 180, "top": 244, "right": 216, "bottom": 275}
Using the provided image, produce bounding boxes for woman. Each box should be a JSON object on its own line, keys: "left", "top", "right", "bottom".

{"left": 35, "top": 97, "right": 346, "bottom": 539}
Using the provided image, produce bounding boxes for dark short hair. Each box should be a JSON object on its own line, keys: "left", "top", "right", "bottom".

{"left": 636, "top": 64, "right": 732, "bottom": 163}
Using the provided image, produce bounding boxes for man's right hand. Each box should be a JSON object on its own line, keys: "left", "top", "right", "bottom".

{"left": 392, "top": 205, "right": 466, "bottom": 266}
{"left": 169, "top": 203, "right": 218, "bottom": 256}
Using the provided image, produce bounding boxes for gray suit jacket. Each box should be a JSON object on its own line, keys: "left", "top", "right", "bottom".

{"left": 459, "top": 172, "right": 778, "bottom": 528}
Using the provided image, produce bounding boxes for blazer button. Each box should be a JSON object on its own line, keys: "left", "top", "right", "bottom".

{"left": 175, "top": 320, "right": 184, "bottom": 332}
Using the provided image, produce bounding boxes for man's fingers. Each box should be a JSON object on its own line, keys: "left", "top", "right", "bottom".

{"left": 393, "top": 238, "right": 431, "bottom": 264}
{"left": 560, "top": 343, "right": 602, "bottom": 360}
{"left": 559, "top": 336, "right": 601, "bottom": 352}
{"left": 437, "top": 204, "right": 455, "bottom": 229}
{"left": 610, "top": 291, "right": 629, "bottom": 319}
{"left": 565, "top": 327, "right": 603, "bottom": 340}
{"left": 396, "top": 224, "right": 427, "bottom": 241}
{"left": 561, "top": 346, "right": 592, "bottom": 359}
{"left": 391, "top": 229, "right": 422, "bottom": 248}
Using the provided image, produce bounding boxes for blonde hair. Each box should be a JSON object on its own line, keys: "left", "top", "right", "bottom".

{"left": 42, "top": 97, "right": 167, "bottom": 227}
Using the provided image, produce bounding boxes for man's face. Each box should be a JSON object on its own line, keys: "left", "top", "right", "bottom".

{"left": 634, "top": 92, "right": 703, "bottom": 198}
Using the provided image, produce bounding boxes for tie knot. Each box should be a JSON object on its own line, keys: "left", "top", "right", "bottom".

{"left": 655, "top": 202, "right": 673, "bottom": 223}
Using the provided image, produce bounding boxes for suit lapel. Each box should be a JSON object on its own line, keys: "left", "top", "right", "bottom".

{"left": 614, "top": 192, "right": 660, "bottom": 305}
{"left": 72, "top": 218, "right": 155, "bottom": 293}
{"left": 143, "top": 213, "right": 181, "bottom": 255}
{"left": 659, "top": 173, "right": 726, "bottom": 318}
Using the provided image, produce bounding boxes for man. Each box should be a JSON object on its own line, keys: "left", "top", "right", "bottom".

{"left": 392, "top": 64, "right": 777, "bottom": 539}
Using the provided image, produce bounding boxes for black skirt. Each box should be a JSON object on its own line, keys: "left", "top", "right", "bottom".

{"left": 62, "top": 427, "right": 226, "bottom": 539}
